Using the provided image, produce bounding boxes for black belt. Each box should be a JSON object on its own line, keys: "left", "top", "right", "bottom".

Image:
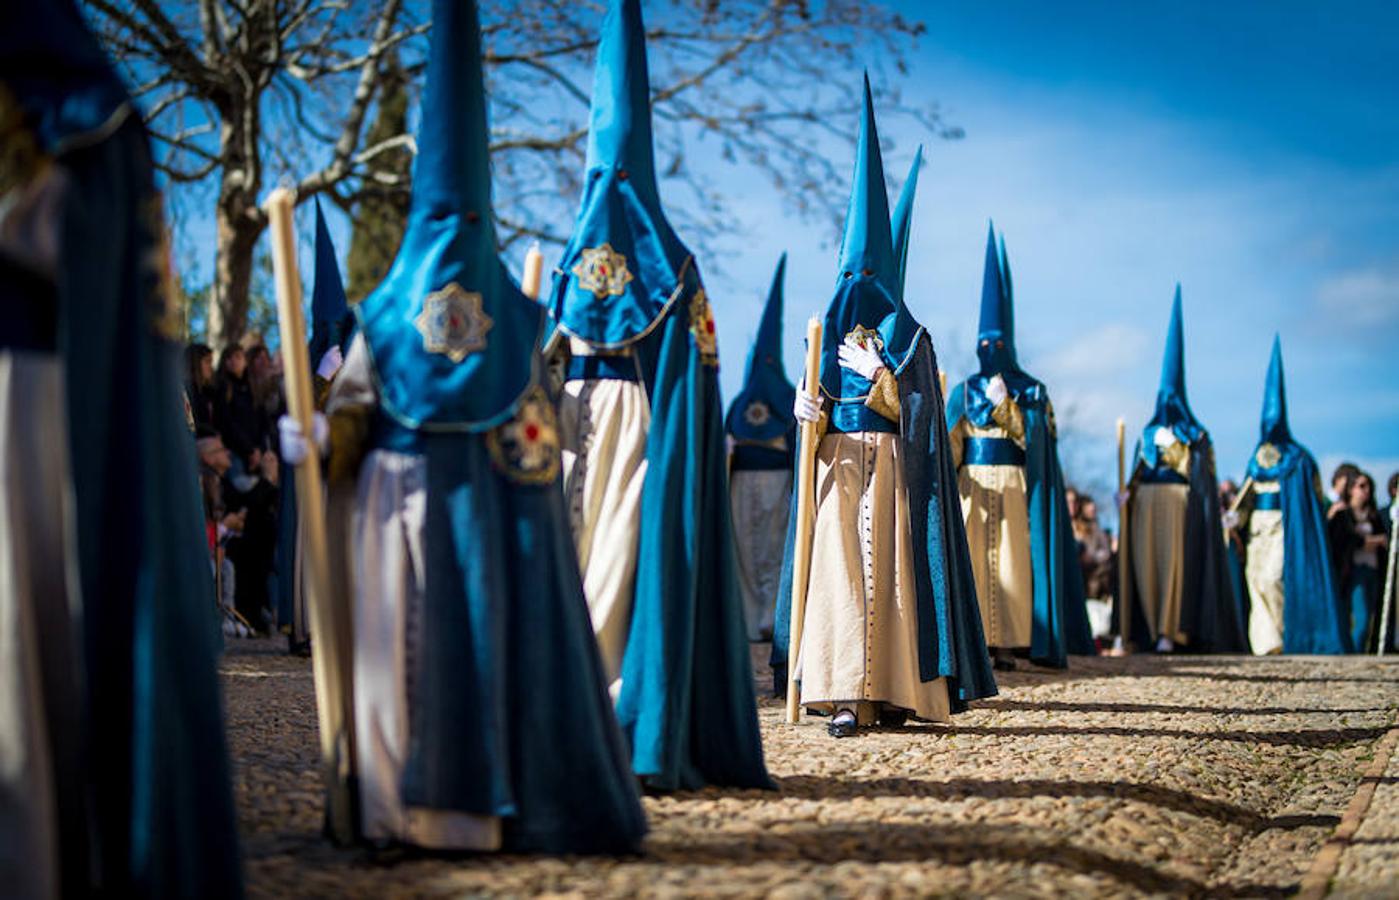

{"left": 565, "top": 355, "right": 637, "bottom": 382}
{"left": 730, "top": 444, "right": 790, "bottom": 471}
{"left": 827, "top": 402, "right": 898, "bottom": 434}
{"left": 0, "top": 257, "right": 58, "bottom": 352}
{"left": 963, "top": 436, "right": 1025, "bottom": 467}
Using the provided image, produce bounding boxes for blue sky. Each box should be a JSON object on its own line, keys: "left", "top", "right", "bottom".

{"left": 701, "top": 0, "right": 1399, "bottom": 504}
{"left": 207, "top": 1, "right": 1397, "bottom": 506}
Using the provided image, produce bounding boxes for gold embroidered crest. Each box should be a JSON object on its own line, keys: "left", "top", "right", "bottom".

{"left": 743, "top": 400, "right": 771, "bottom": 427}
{"left": 487, "top": 387, "right": 561, "bottom": 484}
{"left": 572, "top": 243, "right": 634, "bottom": 299}
{"left": 415, "top": 283, "right": 493, "bottom": 363}
{"left": 689, "top": 288, "right": 719, "bottom": 366}
{"left": 843, "top": 325, "right": 884, "bottom": 353}
{"left": 1255, "top": 442, "right": 1281, "bottom": 470}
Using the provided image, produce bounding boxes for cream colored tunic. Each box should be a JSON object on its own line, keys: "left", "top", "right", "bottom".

{"left": 557, "top": 339, "right": 649, "bottom": 695}
{"left": 797, "top": 409, "right": 950, "bottom": 724}
{"left": 1130, "top": 482, "right": 1190, "bottom": 644}
{"left": 327, "top": 335, "right": 500, "bottom": 851}
{"left": 0, "top": 353, "right": 82, "bottom": 900}
{"left": 730, "top": 441, "right": 790, "bottom": 641}
{"left": 950, "top": 418, "right": 1033, "bottom": 649}
{"left": 1244, "top": 482, "right": 1285, "bottom": 656}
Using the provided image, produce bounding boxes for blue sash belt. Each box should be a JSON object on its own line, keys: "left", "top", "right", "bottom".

{"left": 1138, "top": 466, "right": 1188, "bottom": 486}
{"left": 827, "top": 402, "right": 898, "bottom": 435}
{"left": 566, "top": 355, "right": 637, "bottom": 382}
{"left": 731, "top": 443, "right": 790, "bottom": 472}
{"left": 1253, "top": 490, "right": 1281, "bottom": 511}
{"left": 0, "top": 260, "right": 58, "bottom": 352}
{"left": 963, "top": 436, "right": 1025, "bottom": 467}
{"left": 371, "top": 410, "right": 424, "bottom": 454}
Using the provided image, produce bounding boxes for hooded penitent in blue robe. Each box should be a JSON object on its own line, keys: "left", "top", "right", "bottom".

{"left": 276, "top": 197, "right": 356, "bottom": 650}
{"left": 545, "top": 0, "right": 770, "bottom": 792}
{"left": 726, "top": 254, "right": 797, "bottom": 457}
{"left": 725, "top": 256, "right": 796, "bottom": 639}
{"left": 945, "top": 226, "right": 1095, "bottom": 668}
{"left": 344, "top": 0, "right": 645, "bottom": 852}
{"left": 0, "top": 2, "right": 242, "bottom": 896}
{"left": 1237, "top": 337, "right": 1349, "bottom": 654}
{"left": 771, "top": 85, "right": 997, "bottom": 711}
{"left": 1121, "top": 288, "right": 1247, "bottom": 652}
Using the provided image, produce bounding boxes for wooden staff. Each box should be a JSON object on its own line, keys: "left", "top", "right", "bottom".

{"left": 265, "top": 188, "right": 358, "bottom": 843}
{"left": 1111, "top": 417, "right": 1129, "bottom": 656}
{"left": 786, "top": 317, "right": 823, "bottom": 724}
{"left": 938, "top": 370, "right": 948, "bottom": 399}
{"left": 521, "top": 241, "right": 544, "bottom": 300}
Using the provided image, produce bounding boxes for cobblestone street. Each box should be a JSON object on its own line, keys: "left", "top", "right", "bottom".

{"left": 225, "top": 640, "right": 1398, "bottom": 898}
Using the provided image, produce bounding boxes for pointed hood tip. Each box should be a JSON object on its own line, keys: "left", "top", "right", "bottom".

{"left": 585, "top": 0, "right": 658, "bottom": 193}
{"left": 836, "top": 73, "right": 895, "bottom": 290}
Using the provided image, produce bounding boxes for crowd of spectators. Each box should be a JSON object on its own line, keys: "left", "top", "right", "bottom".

{"left": 186, "top": 336, "right": 285, "bottom": 637}
{"left": 1066, "top": 463, "right": 1398, "bottom": 652}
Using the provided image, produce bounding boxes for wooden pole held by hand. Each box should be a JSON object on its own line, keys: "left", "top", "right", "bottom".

{"left": 266, "top": 188, "right": 358, "bottom": 843}
{"left": 786, "top": 317, "right": 823, "bottom": 724}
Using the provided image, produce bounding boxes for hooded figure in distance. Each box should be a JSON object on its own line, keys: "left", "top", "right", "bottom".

{"left": 1119, "top": 287, "right": 1246, "bottom": 653}
{"left": 725, "top": 255, "right": 797, "bottom": 641}
{"left": 946, "top": 226, "right": 1095, "bottom": 670}
{"left": 1228, "top": 336, "right": 1349, "bottom": 655}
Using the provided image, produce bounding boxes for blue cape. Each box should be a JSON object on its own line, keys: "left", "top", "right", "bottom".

{"left": 1242, "top": 338, "right": 1349, "bottom": 654}
{"left": 725, "top": 253, "right": 795, "bottom": 446}
{"left": 355, "top": 0, "right": 645, "bottom": 851}
{"left": 946, "top": 227, "right": 1093, "bottom": 666}
{"left": 2, "top": 3, "right": 243, "bottom": 894}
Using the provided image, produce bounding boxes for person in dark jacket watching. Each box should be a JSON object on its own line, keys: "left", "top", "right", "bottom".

{"left": 1328, "top": 470, "right": 1387, "bottom": 652}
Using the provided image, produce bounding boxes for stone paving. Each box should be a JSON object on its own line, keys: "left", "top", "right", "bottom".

{"left": 223, "top": 639, "right": 1399, "bottom": 897}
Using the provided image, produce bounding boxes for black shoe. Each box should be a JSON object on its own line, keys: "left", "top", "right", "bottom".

{"left": 877, "top": 708, "right": 909, "bottom": 728}
{"left": 993, "top": 652, "right": 1017, "bottom": 672}
{"left": 827, "top": 710, "right": 858, "bottom": 738}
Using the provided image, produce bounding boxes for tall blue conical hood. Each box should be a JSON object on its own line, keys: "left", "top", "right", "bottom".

{"left": 891, "top": 146, "right": 923, "bottom": 302}
{"left": 1259, "top": 334, "right": 1291, "bottom": 446}
{"left": 837, "top": 74, "right": 898, "bottom": 292}
{"left": 976, "top": 222, "right": 1017, "bottom": 374}
{"left": 726, "top": 254, "right": 795, "bottom": 441}
{"left": 1141, "top": 284, "right": 1206, "bottom": 457}
{"left": 819, "top": 77, "right": 923, "bottom": 397}
{"left": 354, "top": 0, "right": 541, "bottom": 431}
{"left": 999, "top": 234, "right": 1014, "bottom": 311}
{"left": 548, "top": 0, "right": 696, "bottom": 348}
{"left": 308, "top": 197, "right": 355, "bottom": 361}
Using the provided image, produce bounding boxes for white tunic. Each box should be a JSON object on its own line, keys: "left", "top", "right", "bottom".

{"left": 1244, "top": 483, "right": 1285, "bottom": 656}
{"left": 557, "top": 339, "right": 649, "bottom": 695}
{"left": 328, "top": 335, "right": 500, "bottom": 850}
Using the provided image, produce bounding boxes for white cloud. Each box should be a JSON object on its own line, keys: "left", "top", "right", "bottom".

{"left": 1316, "top": 269, "right": 1399, "bottom": 328}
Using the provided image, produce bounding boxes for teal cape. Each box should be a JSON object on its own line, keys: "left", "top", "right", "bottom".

{"left": 771, "top": 85, "right": 997, "bottom": 710}
{"left": 1, "top": 1, "right": 243, "bottom": 895}
{"left": 1242, "top": 337, "right": 1349, "bottom": 654}
{"left": 1123, "top": 289, "right": 1246, "bottom": 652}
{"left": 945, "top": 226, "right": 1094, "bottom": 667}
{"left": 547, "top": 0, "right": 770, "bottom": 792}
{"left": 352, "top": 0, "right": 645, "bottom": 851}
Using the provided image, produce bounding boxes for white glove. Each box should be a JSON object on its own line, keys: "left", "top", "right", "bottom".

{"left": 1114, "top": 490, "right": 1130, "bottom": 510}
{"left": 793, "top": 382, "right": 824, "bottom": 424}
{"left": 1153, "top": 426, "right": 1177, "bottom": 449}
{"left": 316, "top": 345, "right": 344, "bottom": 381}
{"left": 838, "top": 342, "right": 885, "bottom": 381}
{"left": 1221, "top": 509, "right": 1241, "bottom": 531}
{"left": 985, "top": 373, "right": 1008, "bottom": 406}
{"left": 278, "top": 413, "right": 329, "bottom": 466}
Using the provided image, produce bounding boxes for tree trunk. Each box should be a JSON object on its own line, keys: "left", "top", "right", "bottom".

{"left": 207, "top": 103, "right": 265, "bottom": 352}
